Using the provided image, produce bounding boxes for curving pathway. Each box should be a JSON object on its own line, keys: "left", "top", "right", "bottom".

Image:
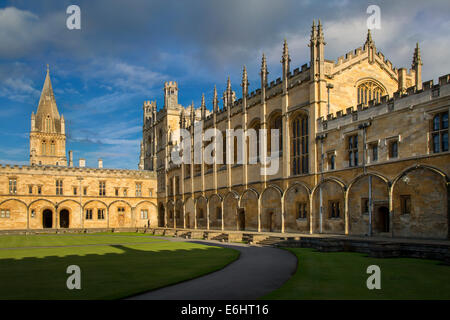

{"left": 128, "top": 238, "right": 297, "bottom": 300}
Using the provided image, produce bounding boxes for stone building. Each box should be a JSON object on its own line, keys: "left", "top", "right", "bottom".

{"left": 0, "top": 68, "right": 157, "bottom": 230}
{"left": 143, "top": 22, "right": 450, "bottom": 239}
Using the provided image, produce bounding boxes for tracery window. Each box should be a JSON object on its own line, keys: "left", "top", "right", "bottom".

{"left": 291, "top": 115, "right": 309, "bottom": 175}
{"left": 357, "top": 80, "right": 385, "bottom": 105}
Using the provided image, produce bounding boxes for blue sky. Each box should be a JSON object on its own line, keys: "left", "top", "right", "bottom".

{"left": 0, "top": 0, "right": 449, "bottom": 169}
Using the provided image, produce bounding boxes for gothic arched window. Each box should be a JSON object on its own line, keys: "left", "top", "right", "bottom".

{"left": 50, "top": 141, "right": 55, "bottom": 155}
{"left": 248, "top": 120, "right": 260, "bottom": 163}
{"left": 268, "top": 113, "right": 283, "bottom": 157}
{"left": 357, "top": 80, "right": 385, "bottom": 105}
{"left": 42, "top": 140, "right": 47, "bottom": 155}
{"left": 291, "top": 114, "right": 309, "bottom": 175}
{"left": 45, "top": 115, "right": 51, "bottom": 132}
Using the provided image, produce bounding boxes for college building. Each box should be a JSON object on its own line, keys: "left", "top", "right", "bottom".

{"left": 142, "top": 22, "right": 450, "bottom": 240}
{"left": 0, "top": 67, "right": 157, "bottom": 231}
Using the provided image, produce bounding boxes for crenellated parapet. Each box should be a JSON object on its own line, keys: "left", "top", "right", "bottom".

{"left": 0, "top": 163, "right": 157, "bottom": 179}
{"left": 318, "top": 74, "right": 450, "bottom": 132}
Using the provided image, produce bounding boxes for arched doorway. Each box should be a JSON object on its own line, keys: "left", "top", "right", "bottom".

{"left": 377, "top": 206, "right": 389, "bottom": 233}
{"left": 59, "top": 209, "right": 70, "bottom": 228}
{"left": 238, "top": 209, "right": 245, "bottom": 231}
{"left": 42, "top": 209, "right": 53, "bottom": 228}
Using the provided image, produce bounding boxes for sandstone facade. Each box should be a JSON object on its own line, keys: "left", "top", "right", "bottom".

{"left": 143, "top": 22, "right": 450, "bottom": 240}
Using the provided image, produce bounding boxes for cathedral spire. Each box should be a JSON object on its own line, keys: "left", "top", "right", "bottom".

{"left": 36, "top": 65, "right": 60, "bottom": 121}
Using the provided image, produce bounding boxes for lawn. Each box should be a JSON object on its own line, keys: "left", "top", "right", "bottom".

{"left": 0, "top": 233, "right": 239, "bottom": 300}
{"left": 263, "top": 248, "right": 450, "bottom": 300}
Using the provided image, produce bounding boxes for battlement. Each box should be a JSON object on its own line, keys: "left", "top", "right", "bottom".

{"left": 0, "top": 163, "right": 157, "bottom": 178}
{"left": 318, "top": 74, "right": 450, "bottom": 131}
{"left": 333, "top": 46, "right": 399, "bottom": 76}
{"left": 164, "top": 81, "right": 178, "bottom": 88}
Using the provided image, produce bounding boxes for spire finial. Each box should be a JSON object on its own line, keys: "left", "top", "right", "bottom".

{"left": 281, "top": 38, "right": 291, "bottom": 63}
{"left": 317, "top": 19, "right": 324, "bottom": 44}
{"left": 365, "top": 29, "right": 374, "bottom": 46}
{"left": 412, "top": 42, "right": 422, "bottom": 68}
{"left": 310, "top": 20, "right": 317, "bottom": 43}
{"left": 46, "top": 64, "right": 49, "bottom": 73}
{"left": 227, "top": 76, "right": 231, "bottom": 91}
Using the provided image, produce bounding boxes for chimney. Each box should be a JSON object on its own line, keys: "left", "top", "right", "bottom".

{"left": 98, "top": 159, "right": 103, "bottom": 168}
{"left": 79, "top": 158, "right": 85, "bottom": 168}
{"left": 69, "top": 151, "right": 73, "bottom": 167}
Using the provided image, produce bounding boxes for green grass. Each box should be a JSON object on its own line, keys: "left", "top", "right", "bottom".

{"left": 0, "top": 234, "right": 239, "bottom": 299}
{"left": 263, "top": 248, "right": 450, "bottom": 300}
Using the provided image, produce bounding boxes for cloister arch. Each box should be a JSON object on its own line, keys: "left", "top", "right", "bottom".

{"left": 283, "top": 182, "right": 311, "bottom": 233}
{"left": 0, "top": 199, "right": 27, "bottom": 230}
{"left": 196, "top": 196, "right": 207, "bottom": 229}
{"left": 28, "top": 199, "right": 56, "bottom": 229}
{"left": 185, "top": 197, "right": 195, "bottom": 229}
{"left": 208, "top": 194, "right": 222, "bottom": 230}
{"left": 223, "top": 191, "right": 239, "bottom": 230}
{"left": 312, "top": 178, "right": 346, "bottom": 234}
{"left": 260, "top": 185, "right": 283, "bottom": 232}
{"left": 391, "top": 166, "right": 448, "bottom": 239}
{"left": 347, "top": 173, "right": 390, "bottom": 236}
{"left": 175, "top": 199, "right": 184, "bottom": 228}
{"left": 108, "top": 200, "right": 132, "bottom": 228}
{"left": 166, "top": 200, "right": 175, "bottom": 228}
{"left": 239, "top": 188, "right": 259, "bottom": 231}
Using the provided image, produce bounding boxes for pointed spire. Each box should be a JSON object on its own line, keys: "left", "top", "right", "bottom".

{"left": 241, "top": 65, "right": 248, "bottom": 95}
{"left": 35, "top": 65, "right": 62, "bottom": 133}
{"left": 281, "top": 38, "right": 291, "bottom": 63}
{"left": 227, "top": 76, "right": 232, "bottom": 92}
{"left": 310, "top": 20, "right": 317, "bottom": 44}
{"left": 190, "top": 101, "right": 195, "bottom": 124}
{"left": 281, "top": 39, "right": 291, "bottom": 80}
{"left": 317, "top": 19, "right": 324, "bottom": 44}
{"left": 201, "top": 93, "right": 206, "bottom": 119}
{"left": 412, "top": 42, "right": 422, "bottom": 68}
{"left": 365, "top": 29, "right": 374, "bottom": 46}
{"left": 179, "top": 109, "right": 185, "bottom": 128}
{"left": 260, "top": 53, "right": 268, "bottom": 87}
{"left": 213, "top": 85, "right": 219, "bottom": 112}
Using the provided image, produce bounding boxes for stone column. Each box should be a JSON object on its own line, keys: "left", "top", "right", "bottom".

{"left": 388, "top": 182, "right": 394, "bottom": 237}
{"left": 344, "top": 188, "right": 349, "bottom": 235}
{"left": 447, "top": 182, "right": 450, "bottom": 239}
{"left": 194, "top": 202, "right": 197, "bottom": 229}
{"left": 309, "top": 193, "right": 314, "bottom": 234}
{"left": 206, "top": 203, "right": 210, "bottom": 230}
{"left": 257, "top": 198, "right": 262, "bottom": 232}
{"left": 221, "top": 201, "right": 225, "bottom": 231}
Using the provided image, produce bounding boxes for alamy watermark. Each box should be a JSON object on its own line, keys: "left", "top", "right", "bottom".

{"left": 170, "top": 121, "right": 280, "bottom": 175}
{"left": 66, "top": 5, "right": 81, "bottom": 30}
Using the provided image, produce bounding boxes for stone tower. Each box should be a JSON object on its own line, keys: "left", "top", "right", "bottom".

{"left": 164, "top": 81, "right": 178, "bottom": 109}
{"left": 30, "top": 66, "right": 67, "bottom": 166}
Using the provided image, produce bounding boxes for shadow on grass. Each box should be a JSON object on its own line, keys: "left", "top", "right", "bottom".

{"left": 0, "top": 243, "right": 239, "bottom": 300}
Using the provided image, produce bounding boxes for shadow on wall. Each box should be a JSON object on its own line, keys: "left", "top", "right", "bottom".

{"left": 0, "top": 244, "right": 237, "bottom": 300}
